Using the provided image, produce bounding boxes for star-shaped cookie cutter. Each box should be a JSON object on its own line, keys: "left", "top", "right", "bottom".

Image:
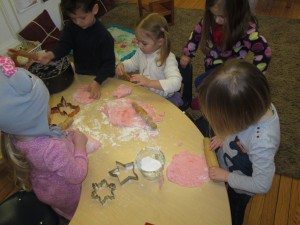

{"left": 109, "top": 161, "right": 138, "bottom": 185}
{"left": 91, "top": 179, "right": 116, "bottom": 205}
{"left": 51, "top": 96, "right": 80, "bottom": 117}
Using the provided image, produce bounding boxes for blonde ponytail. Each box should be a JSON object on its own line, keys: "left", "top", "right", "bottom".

{"left": 137, "top": 13, "right": 171, "bottom": 66}
{"left": 1, "top": 133, "right": 31, "bottom": 191}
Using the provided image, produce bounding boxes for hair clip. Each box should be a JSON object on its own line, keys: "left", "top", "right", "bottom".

{"left": 0, "top": 56, "right": 17, "bottom": 77}
{"left": 109, "top": 161, "right": 138, "bottom": 185}
{"left": 91, "top": 179, "right": 116, "bottom": 205}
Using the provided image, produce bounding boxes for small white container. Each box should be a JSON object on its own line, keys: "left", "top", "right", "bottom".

{"left": 135, "top": 147, "right": 165, "bottom": 180}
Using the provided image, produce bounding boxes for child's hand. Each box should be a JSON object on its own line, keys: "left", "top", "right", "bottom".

{"left": 209, "top": 167, "right": 230, "bottom": 182}
{"left": 37, "top": 51, "right": 55, "bottom": 65}
{"left": 115, "top": 63, "right": 125, "bottom": 77}
{"left": 180, "top": 55, "right": 191, "bottom": 68}
{"left": 130, "top": 74, "right": 150, "bottom": 87}
{"left": 72, "top": 130, "right": 88, "bottom": 151}
{"left": 210, "top": 136, "right": 224, "bottom": 151}
{"left": 87, "top": 81, "right": 101, "bottom": 99}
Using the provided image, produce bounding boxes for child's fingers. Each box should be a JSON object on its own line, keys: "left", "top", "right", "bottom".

{"left": 116, "top": 64, "right": 125, "bottom": 76}
{"left": 180, "top": 55, "right": 190, "bottom": 68}
{"left": 115, "top": 67, "right": 121, "bottom": 76}
{"left": 210, "top": 144, "right": 218, "bottom": 151}
{"left": 89, "top": 89, "right": 100, "bottom": 99}
{"left": 180, "top": 59, "right": 187, "bottom": 68}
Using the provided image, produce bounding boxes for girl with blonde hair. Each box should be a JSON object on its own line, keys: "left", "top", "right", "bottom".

{"left": 0, "top": 56, "right": 88, "bottom": 220}
{"left": 116, "top": 13, "right": 183, "bottom": 106}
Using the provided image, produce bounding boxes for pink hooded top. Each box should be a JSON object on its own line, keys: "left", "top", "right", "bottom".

{"left": 14, "top": 135, "right": 88, "bottom": 220}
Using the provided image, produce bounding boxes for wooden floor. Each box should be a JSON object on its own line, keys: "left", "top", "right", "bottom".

{"left": 244, "top": 175, "right": 300, "bottom": 225}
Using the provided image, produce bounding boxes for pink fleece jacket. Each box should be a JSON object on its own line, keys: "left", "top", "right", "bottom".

{"left": 14, "top": 136, "right": 88, "bottom": 220}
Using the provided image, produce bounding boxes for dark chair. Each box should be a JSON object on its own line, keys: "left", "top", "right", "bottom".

{"left": 176, "top": 56, "right": 193, "bottom": 111}
{"left": 137, "top": 0, "right": 175, "bottom": 25}
{"left": 0, "top": 190, "right": 59, "bottom": 225}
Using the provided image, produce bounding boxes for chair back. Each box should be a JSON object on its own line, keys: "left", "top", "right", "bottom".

{"left": 0, "top": 191, "right": 59, "bottom": 225}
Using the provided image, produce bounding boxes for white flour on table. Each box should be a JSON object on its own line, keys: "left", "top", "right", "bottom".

{"left": 72, "top": 98, "right": 160, "bottom": 149}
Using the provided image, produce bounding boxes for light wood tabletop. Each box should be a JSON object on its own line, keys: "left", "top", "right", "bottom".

{"left": 50, "top": 75, "right": 231, "bottom": 225}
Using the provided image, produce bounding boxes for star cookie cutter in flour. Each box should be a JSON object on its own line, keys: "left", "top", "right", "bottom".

{"left": 109, "top": 161, "right": 139, "bottom": 185}
{"left": 51, "top": 96, "right": 80, "bottom": 117}
{"left": 91, "top": 179, "right": 116, "bottom": 205}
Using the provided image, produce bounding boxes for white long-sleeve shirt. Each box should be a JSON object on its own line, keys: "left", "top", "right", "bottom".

{"left": 122, "top": 48, "right": 182, "bottom": 98}
{"left": 217, "top": 104, "right": 280, "bottom": 195}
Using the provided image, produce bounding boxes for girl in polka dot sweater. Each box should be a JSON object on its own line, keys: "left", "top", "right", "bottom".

{"left": 180, "top": 0, "right": 271, "bottom": 109}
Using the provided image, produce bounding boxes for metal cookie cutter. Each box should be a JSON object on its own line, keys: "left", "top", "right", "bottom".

{"left": 91, "top": 179, "right": 116, "bottom": 205}
{"left": 109, "top": 161, "right": 139, "bottom": 185}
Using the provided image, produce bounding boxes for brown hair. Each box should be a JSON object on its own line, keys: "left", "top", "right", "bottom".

{"left": 1, "top": 133, "right": 31, "bottom": 191}
{"left": 61, "top": 0, "right": 100, "bottom": 18}
{"left": 198, "top": 59, "right": 271, "bottom": 137}
{"left": 200, "top": 0, "right": 256, "bottom": 52}
{"left": 137, "top": 13, "right": 171, "bottom": 66}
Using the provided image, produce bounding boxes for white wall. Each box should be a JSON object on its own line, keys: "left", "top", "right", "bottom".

{"left": 0, "top": 0, "right": 61, "bottom": 54}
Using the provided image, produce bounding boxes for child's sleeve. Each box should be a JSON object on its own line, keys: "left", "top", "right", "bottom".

{"left": 94, "top": 32, "right": 116, "bottom": 84}
{"left": 43, "top": 138, "right": 88, "bottom": 184}
{"left": 159, "top": 53, "right": 182, "bottom": 94}
{"left": 182, "top": 20, "right": 203, "bottom": 58}
{"left": 53, "top": 24, "right": 73, "bottom": 60}
{"left": 227, "top": 136, "right": 278, "bottom": 194}
{"left": 122, "top": 49, "right": 140, "bottom": 73}
{"left": 243, "top": 26, "right": 272, "bottom": 73}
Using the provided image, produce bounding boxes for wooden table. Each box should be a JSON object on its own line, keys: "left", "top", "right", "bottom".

{"left": 50, "top": 75, "right": 231, "bottom": 225}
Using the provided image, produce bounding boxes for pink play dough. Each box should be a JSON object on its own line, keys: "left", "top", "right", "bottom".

{"left": 73, "top": 84, "right": 95, "bottom": 104}
{"left": 166, "top": 151, "right": 209, "bottom": 187}
{"left": 102, "top": 98, "right": 164, "bottom": 127}
{"left": 113, "top": 84, "right": 132, "bottom": 98}
{"left": 86, "top": 135, "right": 101, "bottom": 154}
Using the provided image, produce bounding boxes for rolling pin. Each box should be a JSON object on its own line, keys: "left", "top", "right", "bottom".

{"left": 203, "top": 137, "right": 219, "bottom": 167}
{"left": 132, "top": 102, "right": 157, "bottom": 130}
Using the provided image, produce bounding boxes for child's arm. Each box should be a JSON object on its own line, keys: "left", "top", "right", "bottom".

{"left": 87, "top": 32, "right": 115, "bottom": 99}
{"left": 93, "top": 33, "right": 115, "bottom": 85}
{"left": 52, "top": 23, "right": 74, "bottom": 60}
{"left": 159, "top": 53, "right": 182, "bottom": 94}
{"left": 130, "top": 74, "right": 162, "bottom": 90}
{"left": 44, "top": 132, "right": 88, "bottom": 184}
{"left": 180, "top": 20, "right": 203, "bottom": 67}
{"left": 228, "top": 138, "right": 278, "bottom": 194}
{"left": 37, "top": 24, "right": 73, "bottom": 64}
{"left": 244, "top": 25, "right": 272, "bottom": 74}
{"left": 122, "top": 49, "right": 141, "bottom": 73}
{"left": 130, "top": 53, "right": 182, "bottom": 94}
{"left": 37, "top": 51, "right": 55, "bottom": 65}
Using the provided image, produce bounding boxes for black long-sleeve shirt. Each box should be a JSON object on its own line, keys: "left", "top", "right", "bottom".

{"left": 53, "top": 19, "right": 115, "bottom": 84}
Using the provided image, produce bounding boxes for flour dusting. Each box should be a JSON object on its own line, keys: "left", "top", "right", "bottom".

{"left": 140, "top": 156, "right": 162, "bottom": 171}
{"left": 72, "top": 97, "right": 162, "bottom": 148}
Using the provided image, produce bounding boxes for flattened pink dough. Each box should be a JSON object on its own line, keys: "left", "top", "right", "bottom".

{"left": 73, "top": 84, "right": 95, "bottom": 104}
{"left": 103, "top": 98, "right": 139, "bottom": 126}
{"left": 113, "top": 84, "right": 132, "bottom": 98}
{"left": 102, "top": 98, "right": 164, "bottom": 127}
{"left": 167, "top": 151, "right": 209, "bottom": 187}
